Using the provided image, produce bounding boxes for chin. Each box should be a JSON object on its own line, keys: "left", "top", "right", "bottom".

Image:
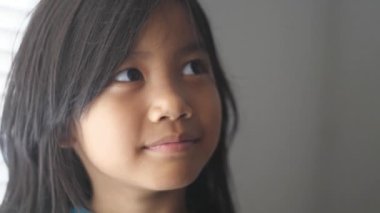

{"left": 145, "top": 170, "right": 200, "bottom": 191}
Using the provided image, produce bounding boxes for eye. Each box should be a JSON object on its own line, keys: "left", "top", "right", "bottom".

{"left": 114, "top": 68, "right": 144, "bottom": 82}
{"left": 182, "top": 60, "right": 207, "bottom": 76}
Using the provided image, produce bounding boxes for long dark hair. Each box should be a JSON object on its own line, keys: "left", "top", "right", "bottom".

{"left": 0, "top": 0, "right": 239, "bottom": 212}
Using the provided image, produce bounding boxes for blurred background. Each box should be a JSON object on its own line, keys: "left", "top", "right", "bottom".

{"left": 0, "top": 0, "right": 379, "bottom": 212}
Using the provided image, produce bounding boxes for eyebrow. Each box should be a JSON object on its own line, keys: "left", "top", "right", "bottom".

{"left": 127, "top": 41, "right": 207, "bottom": 59}
{"left": 177, "top": 41, "right": 206, "bottom": 56}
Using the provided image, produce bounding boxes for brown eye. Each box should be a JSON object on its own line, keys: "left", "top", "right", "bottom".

{"left": 114, "top": 68, "right": 144, "bottom": 82}
{"left": 182, "top": 60, "right": 207, "bottom": 75}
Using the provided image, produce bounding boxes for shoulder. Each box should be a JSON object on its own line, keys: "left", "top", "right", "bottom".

{"left": 70, "top": 208, "right": 91, "bottom": 213}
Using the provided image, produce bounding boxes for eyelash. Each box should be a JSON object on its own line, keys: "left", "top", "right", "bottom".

{"left": 114, "top": 68, "right": 143, "bottom": 82}
{"left": 183, "top": 59, "right": 208, "bottom": 76}
{"left": 113, "top": 59, "right": 208, "bottom": 83}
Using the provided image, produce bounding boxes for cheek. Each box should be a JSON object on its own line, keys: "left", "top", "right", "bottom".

{"left": 192, "top": 84, "right": 222, "bottom": 154}
{"left": 201, "top": 92, "right": 221, "bottom": 136}
{"left": 76, "top": 93, "right": 144, "bottom": 172}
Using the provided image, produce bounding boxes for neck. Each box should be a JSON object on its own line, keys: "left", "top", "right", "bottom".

{"left": 91, "top": 186, "right": 188, "bottom": 213}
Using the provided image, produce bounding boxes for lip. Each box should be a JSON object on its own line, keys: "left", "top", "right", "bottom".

{"left": 144, "top": 133, "right": 200, "bottom": 151}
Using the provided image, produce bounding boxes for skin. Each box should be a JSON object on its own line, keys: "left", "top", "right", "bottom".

{"left": 73, "top": 1, "right": 222, "bottom": 213}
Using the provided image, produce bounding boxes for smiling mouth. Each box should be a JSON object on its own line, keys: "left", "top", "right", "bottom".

{"left": 143, "top": 139, "right": 200, "bottom": 152}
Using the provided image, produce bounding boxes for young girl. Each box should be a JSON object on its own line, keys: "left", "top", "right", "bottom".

{"left": 0, "top": 0, "right": 238, "bottom": 212}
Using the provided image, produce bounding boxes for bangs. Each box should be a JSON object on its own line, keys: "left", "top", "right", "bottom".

{"left": 57, "top": 0, "right": 161, "bottom": 116}
{"left": 63, "top": 0, "right": 214, "bottom": 117}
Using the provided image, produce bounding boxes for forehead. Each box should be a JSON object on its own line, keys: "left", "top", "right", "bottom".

{"left": 130, "top": 0, "right": 202, "bottom": 54}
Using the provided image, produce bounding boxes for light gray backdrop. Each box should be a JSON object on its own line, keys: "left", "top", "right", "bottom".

{"left": 0, "top": 0, "right": 379, "bottom": 212}
{"left": 199, "top": 0, "right": 380, "bottom": 212}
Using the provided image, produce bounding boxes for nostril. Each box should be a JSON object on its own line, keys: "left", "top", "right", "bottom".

{"left": 154, "top": 109, "right": 192, "bottom": 122}
{"left": 180, "top": 111, "right": 192, "bottom": 119}
{"left": 167, "top": 110, "right": 192, "bottom": 121}
{"left": 147, "top": 94, "right": 193, "bottom": 123}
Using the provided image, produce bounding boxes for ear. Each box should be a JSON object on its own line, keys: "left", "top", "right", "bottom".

{"left": 58, "top": 123, "right": 80, "bottom": 149}
{"left": 58, "top": 134, "right": 77, "bottom": 148}
{"left": 59, "top": 140, "right": 76, "bottom": 148}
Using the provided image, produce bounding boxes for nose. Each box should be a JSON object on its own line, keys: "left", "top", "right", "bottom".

{"left": 147, "top": 83, "right": 193, "bottom": 123}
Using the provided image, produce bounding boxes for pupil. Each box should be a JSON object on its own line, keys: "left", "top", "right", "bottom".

{"left": 128, "top": 69, "right": 142, "bottom": 81}
{"left": 190, "top": 61, "right": 201, "bottom": 74}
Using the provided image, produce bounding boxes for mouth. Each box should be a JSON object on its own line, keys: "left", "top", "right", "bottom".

{"left": 143, "top": 134, "right": 200, "bottom": 153}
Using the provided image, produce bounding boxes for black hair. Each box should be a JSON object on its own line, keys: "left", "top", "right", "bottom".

{"left": 0, "top": 0, "right": 239, "bottom": 213}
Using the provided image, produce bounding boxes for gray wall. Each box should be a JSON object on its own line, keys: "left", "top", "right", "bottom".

{"left": 319, "top": 1, "right": 380, "bottom": 212}
{"left": 199, "top": 0, "right": 380, "bottom": 212}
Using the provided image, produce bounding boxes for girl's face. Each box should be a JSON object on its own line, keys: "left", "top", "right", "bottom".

{"left": 73, "top": 1, "right": 221, "bottom": 193}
